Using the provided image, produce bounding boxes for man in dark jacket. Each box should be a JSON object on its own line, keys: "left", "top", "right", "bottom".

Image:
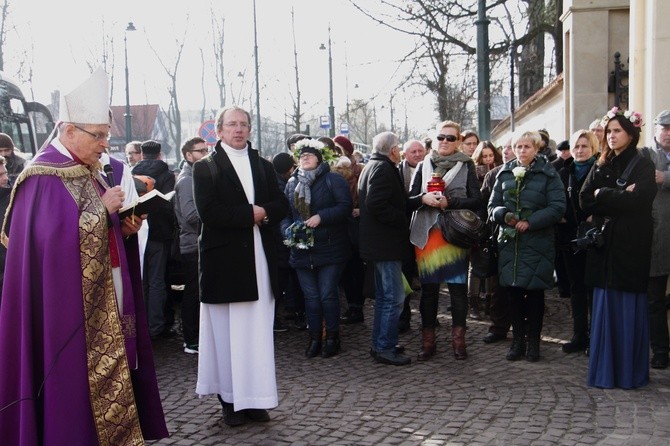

{"left": 358, "top": 132, "right": 425, "bottom": 366}
{"left": 132, "top": 140, "right": 176, "bottom": 339}
{"left": 174, "top": 137, "right": 208, "bottom": 353}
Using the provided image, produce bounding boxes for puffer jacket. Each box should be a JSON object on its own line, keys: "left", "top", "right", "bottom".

{"left": 282, "top": 163, "right": 352, "bottom": 269}
{"left": 489, "top": 155, "right": 566, "bottom": 290}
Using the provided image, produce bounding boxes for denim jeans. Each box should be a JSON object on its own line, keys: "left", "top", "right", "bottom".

{"left": 296, "top": 263, "right": 345, "bottom": 334}
{"left": 371, "top": 261, "right": 405, "bottom": 353}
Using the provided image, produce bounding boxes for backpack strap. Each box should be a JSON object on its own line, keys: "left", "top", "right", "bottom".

{"left": 615, "top": 152, "right": 641, "bottom": 189}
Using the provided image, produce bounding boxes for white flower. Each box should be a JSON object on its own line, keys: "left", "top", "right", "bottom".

{"left": 607, "top": 110, "right": 616, "bottom": 119}
{"left": 512, "top": 166, "right": 526, "bottom": 180}
{"left": 630, "top": 115, "right": 638, "bottom": 124}
{"left": 294, "top": 138, "right": 325, "bottom": 151}
{"left": 623, "top": 110, "right": 632, "bottom": 118}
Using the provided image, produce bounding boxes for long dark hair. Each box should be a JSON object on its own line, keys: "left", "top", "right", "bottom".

{"left": 597, "top": 114, "right": 641, "bottom": 166}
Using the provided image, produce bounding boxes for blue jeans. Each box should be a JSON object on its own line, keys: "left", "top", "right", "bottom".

{"left": 371, "top": 261, "right": 405, "bottom": 353}
{"left": 296, "top": 263, "right": 345, "bottom": 334}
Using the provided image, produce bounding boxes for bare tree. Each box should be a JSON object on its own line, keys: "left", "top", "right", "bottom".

{"left": 147, "top": 24, "right": 188, "bottom": 161}
{"left": 211, "top": 10, "right": 226, "bottom": 108}
{"left": 287, "top": 6, "right": 304, "bottom": 135}
{"left": 199, "top": 48, "right": 206, "bottom": 123}
{"left": 350, "top": 0, "right": 563, "bottom": 122}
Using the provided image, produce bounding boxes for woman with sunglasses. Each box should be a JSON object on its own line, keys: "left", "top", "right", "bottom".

{"left": 489, "top": 130, "right": 565, "bottom": 362}
{"left": 409, "top": 120, "right": 483, "bottom": 361}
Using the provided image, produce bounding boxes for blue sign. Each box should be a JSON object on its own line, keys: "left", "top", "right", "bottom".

{"left": 319, "top": 115, "right": 330, "bottom": 129}
{"left": 198, "top": 120, "right": 218, "bottom": 145}
{"left": 339, "top": 123, "right": 349, "bottom": 135}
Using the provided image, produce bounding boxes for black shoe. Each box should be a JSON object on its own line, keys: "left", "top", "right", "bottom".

{"left": 322, "top": 333, "right": 341, "bottom": 358}
{"left": 483, "top": 332, "right": 506, "bottom": 344}
{"left": 340, "top": 308, "right": 364, "bottom": 324}
{"left": 151, "top": 328, "right": 177, "bottom": 340}
{"left": 562, "top": 336, "right": 588, "bottom": 354}
{"left": 222, "top": 403, "right": 246, "bottom": 427}
{"left": 651, "top": 353, "right": 669, "bottom": 369}
{"left": 294, "top": 312, "right": 307, "bottom": 331}
{"left": 370, "top": 345, "right": 406, "bottom": 359}
{"left": 244, "top": 408, "right": 270, "bottom": 422}
{"left": 374, "top": 350, "right": 411, "bottom": 366}
{"left": 398, "top": 318, "right": 410, "bottom": 333}
{"left": 506, "top": 338, "right": 526, "bottom": 361}
{"left": 305, "top": 335, "right": 322, "bottom": 358}
{"left": 273, "top": 318, "right": 288, "bottom": 332}
{"left": 526, "top": 337, "right": 540, "bottom": 362}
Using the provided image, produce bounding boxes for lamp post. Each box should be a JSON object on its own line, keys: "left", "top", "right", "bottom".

{"left": 124, "top": 22, "right": 136, "bottom": 143}
{"left": 319, "top": 25, "right": 335, "bottom": 138}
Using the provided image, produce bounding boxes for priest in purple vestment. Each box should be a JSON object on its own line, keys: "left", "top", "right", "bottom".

{"left": 0, "top": 67, "right": 168, "bottom": 445}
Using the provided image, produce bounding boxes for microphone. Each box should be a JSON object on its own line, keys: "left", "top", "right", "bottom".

{"left": 103, "top": 164, "right": 116, "bottom": 188}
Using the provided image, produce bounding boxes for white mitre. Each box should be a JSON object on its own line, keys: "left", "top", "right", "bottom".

{"left": 59, "top": 66, "right": 110, "bottom": 124}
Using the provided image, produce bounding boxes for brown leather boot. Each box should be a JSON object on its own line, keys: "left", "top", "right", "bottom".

{"left": 452, "top": 326, "right": 467, "bottom": 360}
{"left": 417, "top": 327, "right": 436, "bottom": 361}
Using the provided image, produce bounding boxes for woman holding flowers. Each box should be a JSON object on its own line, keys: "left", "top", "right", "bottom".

{"left": 579, "top": 108, "right": 656, "bottom": 389}
{"left": 409, "top": 120, "right": 483, "bottom": 361}
{"left": 282, "top": 138, "right": 352, "bottom": 358}
{"left": 489, "top": 130, "right": 565, "bottom": 362}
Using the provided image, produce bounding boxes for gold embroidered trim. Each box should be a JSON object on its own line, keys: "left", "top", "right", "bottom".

{"left": 62, "top": 172, "right": 144, "bottom": 445}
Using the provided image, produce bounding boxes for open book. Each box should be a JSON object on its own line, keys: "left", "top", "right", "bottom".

{"left": 118, "top": 189, "right": 175, "bottom": 220}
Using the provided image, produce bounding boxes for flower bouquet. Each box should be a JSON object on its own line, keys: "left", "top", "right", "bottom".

{"left": 284, "top": 221, "right": 315, "bottom": 250}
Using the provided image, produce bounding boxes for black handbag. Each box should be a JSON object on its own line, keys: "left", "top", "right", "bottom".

{"left": 470, "top": 223, "right": 498, "bottom": 278}
{"left": 438, "top": 209, "right": 487, "bottom": 249}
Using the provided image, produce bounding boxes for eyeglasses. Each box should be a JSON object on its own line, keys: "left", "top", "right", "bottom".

{"left": 223, "top": 122, "right": 250, "bottom": 129}
{"left": 436, "top": 134, "right": 458, "bottom": 142}
{"left": 190, "top": 148, "right": 209, "bottom": 154}
{"left": 74, "top": 125, "right": 110, "bottom": 142}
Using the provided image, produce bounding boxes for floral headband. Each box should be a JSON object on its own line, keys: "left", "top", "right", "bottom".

{"left": 292, "top": 138, "right": 337, "bottom": 163}
{"left": 601, "top": 106, "right": 644, "bottom": 128}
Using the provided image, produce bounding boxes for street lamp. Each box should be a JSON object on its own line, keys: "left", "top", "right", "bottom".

{"left": 124, "top": 22, "right": 136, "bottom": 143}
{"left": 319, "top": 24, "right": 335, "bottom": 138}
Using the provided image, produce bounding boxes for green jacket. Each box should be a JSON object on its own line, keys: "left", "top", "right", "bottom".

{"left": 488, "top": 156, "right": 566, "bottom": 290}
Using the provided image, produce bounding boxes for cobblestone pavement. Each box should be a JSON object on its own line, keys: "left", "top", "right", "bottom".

{"left": 149, "top": 289, "right": 670, "bottom": 445}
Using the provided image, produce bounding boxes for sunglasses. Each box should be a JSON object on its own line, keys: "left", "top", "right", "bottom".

{"left": 436, "top": 134, "right": 458, "bottom": 142}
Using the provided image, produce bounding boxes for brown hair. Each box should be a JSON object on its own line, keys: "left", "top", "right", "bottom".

{"left": 472, "top": 140, "right": 502, "bottom": 166}
{"left": 597, "top": 114, "right": 641, "bottom": 166}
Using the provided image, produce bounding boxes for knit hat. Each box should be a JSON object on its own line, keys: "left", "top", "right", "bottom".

{"left": 59, "top": 66, "right": 110, "bottom": 124}
{"left": 272, "top": 152, "right": 296, "bottom": 174}
{"left": 286, "top": 133, "right": 310, "bottom": 150}
{"left": 141, "top": 140, "right": 161, "bottom": 155}
{"left": 333, "top": 135, "right": 354, "bottom": 156}
{"left": 0, "top": 133, "right": 14, "bottom": 149}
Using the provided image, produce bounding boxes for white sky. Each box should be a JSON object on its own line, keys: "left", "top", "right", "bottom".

{"left": 6, "top": 0, "right": 440, "bottom": 136}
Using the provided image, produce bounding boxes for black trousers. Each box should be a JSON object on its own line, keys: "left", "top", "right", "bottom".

{"left": 420, "top": 282, "right": 467, "bottom": 328}
{"left": 561, "top": 249, "right": 591, "bottom": 339}
{"left": 180, "top": 252, "right": 200, "bottom": 345}
{"left": 507, "top": 287, "right": 544, "bottom": 338}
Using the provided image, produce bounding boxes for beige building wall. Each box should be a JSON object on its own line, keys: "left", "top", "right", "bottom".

{"left": 630, "top": 0, "right": 670, "bottom": 145}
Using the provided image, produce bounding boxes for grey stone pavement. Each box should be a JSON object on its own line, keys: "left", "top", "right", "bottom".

{"left": 148, "top": 289, "right": 670, "bottom": 445}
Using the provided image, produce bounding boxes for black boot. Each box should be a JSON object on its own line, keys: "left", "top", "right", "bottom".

{"left": 305, "top": 332, "right": 322, "bottom": 358}
{"left": 506, "top": 336, "right": 526, "bottom": 361}
{"left": 526, "top": 336, "right": 540, "bottom": 362}
{"left": 321, "top": 332, "right": 341, "bottom": 358}
{"left": 294, "top": 312, "right": 307, "bottom": 331}
{"left": 562, "top": 334, "right": 588, "bottom": 354}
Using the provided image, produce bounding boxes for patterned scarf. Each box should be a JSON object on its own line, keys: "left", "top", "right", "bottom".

{"left": 430, "top": 149, "right": 473, "bottom": 176}
{"left": 294, "top": 162, "right": 328, "bottom": 220}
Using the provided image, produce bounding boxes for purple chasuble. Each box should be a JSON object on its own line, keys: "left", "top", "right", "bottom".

{"left": 0, "top": 146, "right": 168, "bottom": 445}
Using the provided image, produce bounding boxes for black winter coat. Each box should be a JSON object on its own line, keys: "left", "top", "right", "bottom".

{"left": 358, "top": 153, "right": 422, "bottom": 262}
{"left": 131, "top": 159, "right": 176, "bottom": 241}
{"left": 193, "top": 142, "right": 289, "bottom": 303}
{"left": 579, "top": 146, "right": 656, "bottom": 293}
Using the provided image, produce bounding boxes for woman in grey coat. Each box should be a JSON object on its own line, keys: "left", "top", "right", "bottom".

{"left": 489, "top": 130, "right": 566, "bottom": 362}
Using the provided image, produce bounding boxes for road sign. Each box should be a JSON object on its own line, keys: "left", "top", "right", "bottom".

{"left": 198, "top": 120, "right": 218, "bottom": 145}
{"left": 319, "top": 115, "right": 330, "bottom": 129}
{"left": 339, "top": 122, "right": 349, "bottom": 135}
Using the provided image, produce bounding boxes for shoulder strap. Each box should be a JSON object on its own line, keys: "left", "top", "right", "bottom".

{"left": 616, "top": 153, "right": 641, "bottom": 189}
